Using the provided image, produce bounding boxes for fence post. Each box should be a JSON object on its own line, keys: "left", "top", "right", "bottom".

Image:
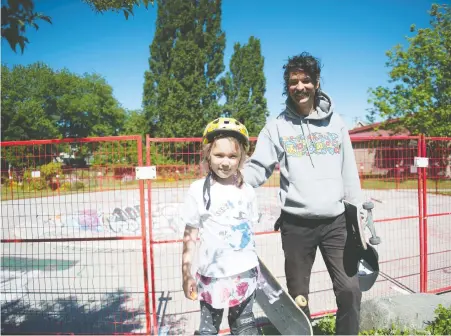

{"left": 136, "top": 136, "right": 152, "bottom": 336}
{"left": 417, "top": 135, "right": 425, "bottom": 293}
{"left": 146, "top": 134, "right": 159, "bottom": 335}
{"left": 421, "top": 134, "right": 428, "bottom": 292}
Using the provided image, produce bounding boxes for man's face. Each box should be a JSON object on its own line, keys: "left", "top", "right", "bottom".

{"left": 288, "top": 70, "right": 319, "bottom": 112}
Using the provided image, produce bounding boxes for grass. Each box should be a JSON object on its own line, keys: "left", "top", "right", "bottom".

{"left": 262, "top": 171, "right": 451, "bottom": 190}
{"left": 2, "top": 171, "right": 450, "bottom": 201}
{"left": 362, "top": 178, "right": 451, "bottom": 190}
{"left": 1, "top": 176, "right": 197, "bottom": 201}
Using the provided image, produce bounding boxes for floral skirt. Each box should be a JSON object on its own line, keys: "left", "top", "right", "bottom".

{"left": 196, "top": 267, "right": 258, "bottom": 309}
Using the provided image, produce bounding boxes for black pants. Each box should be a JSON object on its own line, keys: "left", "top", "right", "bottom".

{"left": 198, "top": 291, "right": 259, "bottom": 335}
{"left": 280, "top": 212, "right": 361, "bottom": 335}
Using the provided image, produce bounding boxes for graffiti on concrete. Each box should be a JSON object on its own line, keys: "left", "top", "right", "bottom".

{"left": 41, "top": 203, "right": 182, "bottom": 237}
{"left": 60, "top": 206, "right": 142, "bottom": 234}
{"left": 108, "top": 206, "right": 141, "bottom": 234}
{"left": 151, "top": 203, "right": 182, "bottom": 238}
{"left": 29, "top": 203, "right": 181, "bottom": 243}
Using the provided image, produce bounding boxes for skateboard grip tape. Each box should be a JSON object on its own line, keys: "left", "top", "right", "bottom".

{"left": 295, "top": 295, "right": 307, "bottom": 307}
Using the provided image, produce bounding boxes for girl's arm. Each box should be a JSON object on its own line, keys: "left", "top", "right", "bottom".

{"left": 182, "top": 225, "right": 199, "bottom": 299}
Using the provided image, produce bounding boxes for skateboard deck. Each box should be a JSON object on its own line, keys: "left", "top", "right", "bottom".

{"left": 256, "top": 257, "right": 313, "bottom": 335}
{"left": 343, "top": 200, "right": 368, "bottom": 250}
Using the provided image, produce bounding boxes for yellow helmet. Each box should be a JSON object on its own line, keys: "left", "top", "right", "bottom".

{"left": 202, "top": 117, "right": 249, "bottom": 148}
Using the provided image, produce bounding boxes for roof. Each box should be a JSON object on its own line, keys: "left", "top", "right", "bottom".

{"left": 349, "top": 118, "right": 411, "bottom": 137}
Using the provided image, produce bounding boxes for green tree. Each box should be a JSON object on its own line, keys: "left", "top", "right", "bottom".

{"left": 83, "top": 0, "right": 153, "bottom": 18}
{"left": 1, "top": 0, "right": 153, "bottom": 53}
{"left": 143, "top": 0, "right": 225, "bottom": 138}
{"left": 122, "top": 109, "right": 148, "bottom": 138}
{"left": 55, "top": 71, "right": 126, "bottom": 138}
{"left": 221, "top": 36, "right": 268, "bottom": 136}
{"left": 367, "top": 3, "right": 451, "bottom": 137}
{"left": 1, "top": 62, "right": 126, "bottom": 141}
{"left": 1, "top": 63, "right": 60, "bottom": 140}
{"left": 1, "top": 0, "right": 51, "bottom": 53}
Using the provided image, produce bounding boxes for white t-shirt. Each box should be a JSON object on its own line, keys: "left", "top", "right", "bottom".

{"left": 181, "top": 177, "right": 259, "bottom": 278}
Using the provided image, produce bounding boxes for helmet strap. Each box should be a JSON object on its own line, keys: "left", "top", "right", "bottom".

{"left": 203, "top": 172, "right": 212, "bottom": 210}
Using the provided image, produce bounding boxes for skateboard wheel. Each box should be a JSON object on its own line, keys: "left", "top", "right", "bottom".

{"left": 190, "top": 291, "right": 198, "bottom": 300}
{"left": 295, "top": 295, "right": 307, "bottom": 307}
{"left": 363, "top": 202, "right": 374, "bottom": 210}
{"left": 369, "top": 236, "right": 381, "bottom": 245}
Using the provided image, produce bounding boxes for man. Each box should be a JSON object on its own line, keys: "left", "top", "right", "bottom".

{"left": 243, "top": 52, "right": 363, "bottom": 335}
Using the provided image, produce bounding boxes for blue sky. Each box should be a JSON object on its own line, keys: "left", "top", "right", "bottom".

{"left": 1, "top": 0, "right": 437, "bottom": 129}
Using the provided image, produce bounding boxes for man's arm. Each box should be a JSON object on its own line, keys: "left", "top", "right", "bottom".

{"left": 243, "top": 128, "right": 280, "bottom": 188}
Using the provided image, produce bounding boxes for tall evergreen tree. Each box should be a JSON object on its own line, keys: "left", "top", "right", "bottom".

{"left": 143, "top": 0, "right": 225, "bottom": 138}
{"left": 221, "top": 36, "right": 268, "bottom": 136}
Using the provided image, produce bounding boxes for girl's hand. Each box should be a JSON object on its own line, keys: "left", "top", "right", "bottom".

{"left": 183, "top": 276, "right": 197, "bottom": 300}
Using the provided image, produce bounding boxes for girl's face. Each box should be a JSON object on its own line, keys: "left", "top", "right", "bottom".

{"left": 209, "top": 138, "right": 241, "bottom": 182}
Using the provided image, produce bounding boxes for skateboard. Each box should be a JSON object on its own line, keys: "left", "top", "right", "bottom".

{"left": 343, "top": 200, "right": 381, "bottom": 250}
{"left": 343, "top": 201, "right": 381, "bottom": 292}
{"left": 256, "top": 257, "right": 313, "bottom": 335}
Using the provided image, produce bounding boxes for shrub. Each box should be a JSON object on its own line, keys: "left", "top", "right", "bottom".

{"left": 426, "top": 304, "right": 451, "bottom": 335}
{"left": 40, "top": 162, "right": 62, "bottom": 181}
{"left": 311, "top": 303, "right": 451, "bottom": 335}
{"left": 60, "top": 181, "right": 85, "bottom": 191}
{"left": 313, "top": 314, "right": 336, "bottom": 335}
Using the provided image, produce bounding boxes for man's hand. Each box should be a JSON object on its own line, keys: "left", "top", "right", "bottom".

{"left": 358, "top": 203, "right": 368, "bottom": 229}
{"left": 183, "top": 275, "right": 197, "bottom": 300}
{"left": 274, "top": 215, "right": 282, "bottom": 231}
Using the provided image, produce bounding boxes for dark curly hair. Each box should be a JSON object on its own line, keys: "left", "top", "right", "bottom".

{"left": 283, "top": 52, "right": 322, "bottom": 96}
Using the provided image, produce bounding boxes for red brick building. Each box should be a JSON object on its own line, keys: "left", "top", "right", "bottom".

{"left": 349, "top": 119, "right": 450, "bottom": 179}
{"left": 349, "top": 119, "right": 415, "bottom": 178}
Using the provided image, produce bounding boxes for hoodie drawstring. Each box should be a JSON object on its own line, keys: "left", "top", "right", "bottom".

{"left": 301, "top": 119, "right": 315, "bottom": 168}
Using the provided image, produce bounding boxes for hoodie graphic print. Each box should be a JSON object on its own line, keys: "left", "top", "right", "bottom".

{"left": 280, "top": 132, "right": 340, "bottom": 157}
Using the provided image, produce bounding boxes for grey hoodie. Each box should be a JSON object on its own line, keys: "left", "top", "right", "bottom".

{"left": 243, "top": 91, "right": 362, "bottom": 218}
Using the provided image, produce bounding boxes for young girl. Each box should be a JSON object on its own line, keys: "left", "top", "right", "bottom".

{"left": 181, "top": 118, "right": 260, "bottom": 335}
